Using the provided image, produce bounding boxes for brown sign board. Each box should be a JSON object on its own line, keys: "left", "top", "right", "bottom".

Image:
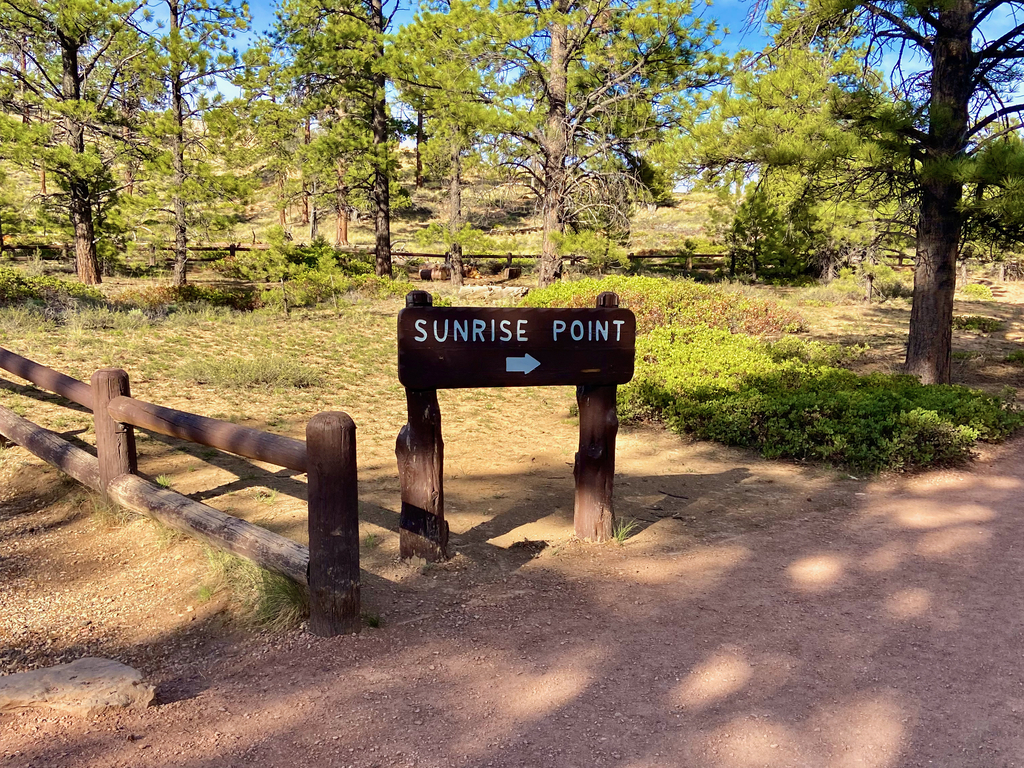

{"left": 397, "top": 307, "right": 636, "bottom": 390}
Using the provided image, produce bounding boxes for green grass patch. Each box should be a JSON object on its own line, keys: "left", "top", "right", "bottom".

{"left": 952, "top": 315, "right": 1004, "bottom": 333}
{"left": 203, "top": 549, "right": 308, "bottom": 631}
{"left": 179, "top": 355, "right": 323, "bottom": 389}
{"left": 961, "top": 283, "right": 994, "bottom": 301}
{"left": 522, "top": 275, "right": 804, "bottom": 335}
{"left": 622, "top": 327, "right": 1022, "bottom": 472}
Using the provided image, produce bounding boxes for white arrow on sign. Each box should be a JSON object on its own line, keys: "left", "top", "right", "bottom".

{"left": 506, "top": 353, "right": 541, "bottom": 375}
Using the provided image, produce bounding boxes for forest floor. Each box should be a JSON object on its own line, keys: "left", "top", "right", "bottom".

{"left": 3, "top": 276, "right": 1024, "bottom": 767}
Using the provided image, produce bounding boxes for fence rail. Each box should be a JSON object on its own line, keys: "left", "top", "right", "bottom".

{"left": 0, "top": 347, "right": 359, "bottom": 636}
{"left": 107, "top": 396, "right": 308, "bottom": 473}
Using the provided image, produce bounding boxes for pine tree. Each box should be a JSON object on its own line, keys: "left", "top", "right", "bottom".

{"left": 144, "top": 0, "right": 249, "bottom": 285}
{"left": 779, "top": 0, "right": 1024, "bottom": 383}
{"left": 276, "top": 0, "right": 396, "bottom": 278}
{"left": 413, "top": 0, "right": 728, "bottom": 287}
{"left": 392, "top": 7, "right": 496, "bottom": 287}
{"left": 0, "top": 0, "right": 147, "bottom": 284}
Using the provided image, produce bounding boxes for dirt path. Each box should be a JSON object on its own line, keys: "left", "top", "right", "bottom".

{"left": 5, "top": 281, "right": 1024, "bottom": 767}
{"left": 4, "top": 426, "right": 1024, "bottom": 767}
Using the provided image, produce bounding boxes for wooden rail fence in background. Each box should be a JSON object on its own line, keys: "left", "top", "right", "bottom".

{"left": 0, "top": 347, "right": 360, "bottom": 636}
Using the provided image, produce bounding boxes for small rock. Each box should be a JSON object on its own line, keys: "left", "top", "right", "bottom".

{"left": 0, "top": 658, "right": 155, "bottom": 717}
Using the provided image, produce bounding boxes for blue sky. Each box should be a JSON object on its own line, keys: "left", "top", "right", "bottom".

{"left": 242, "top": 0, "right": 772, "bottom": 53}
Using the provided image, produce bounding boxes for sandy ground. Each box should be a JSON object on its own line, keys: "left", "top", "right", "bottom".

{"left": 4, "top": 278, "right": 1024, "bottom": 767}
{"left": 4, "top": 417, "right": 1024, "bottom": 767}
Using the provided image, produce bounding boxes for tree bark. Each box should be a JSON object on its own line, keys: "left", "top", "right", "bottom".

{"left": 302, "top": 117, "right": 311, "bottom": 225}
{"left": 904, "top": 0, "right": 973, "bottom": 384}
{"left": 538, "top": 13, "right": 569, "bottom": 289}
{"left": 59, "top": 32, "right": 101, "bottom": 285}
{"left": 370, "top": 0, "right": 392, "bottom": 278}
{"left": 415, "top": 110, "right": 424, "bottom": 188}
{"left": 278, "top": 175, "right": 287, "bottom": 227}
{"left": 448, "top": 141, "right": 464, "bottom": 289}
{"left": 169, "top": 0, "right": 189, "bottom": 286}
{"left": 309, "top": 180, "right": 319, "bottom": 240}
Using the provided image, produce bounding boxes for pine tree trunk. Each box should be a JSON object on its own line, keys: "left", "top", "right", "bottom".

{"left": 904, "top": 0, "right": 973, "bottom": 384}
{"left": 302, "top": 118, "right": 311, "bottom": 225}
{"left": 370, "top": 0, "right": 392, "bottom": 278}
{"left": 538, "top": 14, "right": 568, "bottom": 289}
{"left": 448, "top": 142, "right": 464, "bottom": 289}
{"left": 69, "top": 187, "right": 100, "bottom": 284}
{"left": 59, "top": 33, "right": 100, "bottom": 285}
{"left": 415, "top": 111, "right": 424, "bottom": 189}
{"left": 279, "top": 175, "right": 287, "bottom": 227}
{"left": 336, "top": 166, "right": 349, "bottom": 246}
{"left": 170, "top": 0, "right": 188, "bottom": 287}
{"left": 309, "top": 180, "right": 319, "bottom": 240}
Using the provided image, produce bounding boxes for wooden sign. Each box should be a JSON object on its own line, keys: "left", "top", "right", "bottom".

{"left": 395, "top": 290, "right": 634, "bottom": 561}
{"left": 398, "top": 305, "right": 636, "bottom": 390}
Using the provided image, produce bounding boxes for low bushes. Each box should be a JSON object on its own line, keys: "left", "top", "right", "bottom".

{"left": 523, "top": 275, "right": 804, "bottom": 335}
{"left": 952, "top": 315, "right": 1004, "bottom": 333}
{"left": 111, "top": 284, "right": 260, "bottom": 311}
{"left": 961, "top": 283, "right": 994, "bottom": 301}
{"left": 0, "top": 267, "right": 103, "bottom": 304}
{"left": 622, "top": 327, "right": 1021, "bottom": 472}
{"left": 527, "top": 275, "right": 1020, "bottom": 472}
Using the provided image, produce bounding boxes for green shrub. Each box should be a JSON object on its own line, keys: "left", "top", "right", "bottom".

{"left": 1007, "top": 350, "right": 1024, "bottom": 364}
{"left": 0, "top": 267, "right": 103, "bottom": 305}
{"left": 522, "top": 276, "right": 804, "bottom": 335}
{"left": 961, "top": 283, "right": 994, "bottom": 300}
{"left": 213, "top": 232, "right": 375, "bottom": 282}
{"left": 111, "top": 284, "right": 259, "bottom": 311}
{"left": 266, "top": 272, "right": 414, "bottom": 310}
{"left": 952, "top": 315, "right": 1004, "bottom": 333}
{"left": 621, "top": 327, "right": 1021, "bottom": 472}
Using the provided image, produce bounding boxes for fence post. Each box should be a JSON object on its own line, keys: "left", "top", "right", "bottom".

{"left": 573, "top": 292, "right": 619, "bottom": 542}
{"left": 91, "top": 369, "right": 137, "bottom": 499}
{"left": 306, "top": 411, "right": 361, "bottom": 636}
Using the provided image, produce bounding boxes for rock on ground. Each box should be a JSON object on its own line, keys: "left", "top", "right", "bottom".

{"left": 0, "top": 658, "right": 154, "bottom": 717}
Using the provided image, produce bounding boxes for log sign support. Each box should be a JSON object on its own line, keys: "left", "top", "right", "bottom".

{"left": 396, "top": 290, "right": 635, "bottom": 559}
{"left": 397, "top": 291, "right": 449, "bottom": 560}
{"left": 574, "top": 292, "right": 620, "bottom": 542}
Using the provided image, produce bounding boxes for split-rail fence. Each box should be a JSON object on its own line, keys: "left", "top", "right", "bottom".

{"left": 0, "top": 347, "right": 360, "bottom": 636}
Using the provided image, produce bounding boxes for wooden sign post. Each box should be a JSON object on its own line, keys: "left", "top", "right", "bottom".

{"left": 396, "top": 290, "right": 635, "bottom": 559}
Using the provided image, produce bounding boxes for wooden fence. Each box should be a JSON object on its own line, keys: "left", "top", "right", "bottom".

{"left": 2, "top": 240, "right": 729, "bottom": 267}
{"left": 0, "top": 347, "right": 360, "bottom": 637}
